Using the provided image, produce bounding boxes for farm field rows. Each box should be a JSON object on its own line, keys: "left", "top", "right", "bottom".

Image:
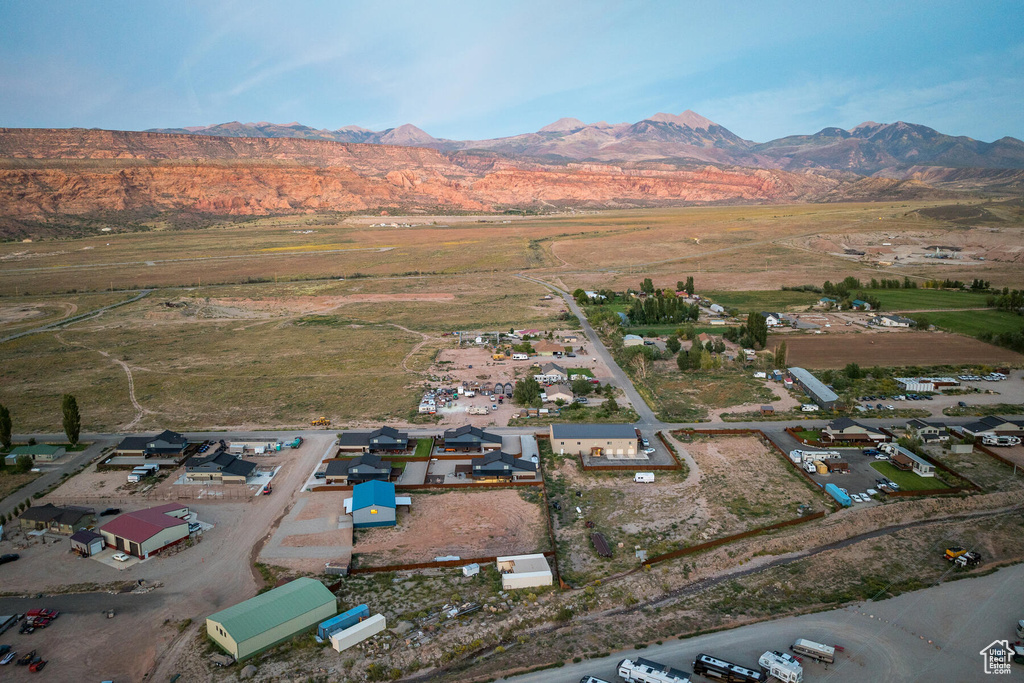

{"left": 773, "top": 331, "right": 1024, "bottom": 369}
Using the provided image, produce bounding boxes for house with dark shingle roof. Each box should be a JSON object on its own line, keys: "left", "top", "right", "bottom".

{"left": 962, "top": 415, "right": 1024, "bottom": 437}
{"left": 906, "top": 419, "right": 950, "bottom": 442}
{"left": 185, "top": 449, "right": 257, "bottom": 483}
{"left": 471, "top": 452, "right": 537, "bottom": 481}
{"left": 325, "top": 454, "right": 392, "bottom": 485}
{"left": 821, "top": 417, "right": 889, "bottom": 443}
{"left": 442, "top": 425, "right": 502, "bottom": 452}
{"left": 116, "top": 429, "right": 188, "bottom": 457}
{"left": 337, "top": 426, "right": 410, "bottom": 453}
{"left": 19, "top": 503, "right": 94, "bottom": 534}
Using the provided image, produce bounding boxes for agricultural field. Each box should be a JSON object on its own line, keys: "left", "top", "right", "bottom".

{"left": 545, "top": 434, "right": 820, "bottom": 585}
{"left": 704, "top": 290, "right": 822, "bottom": 312}
{"left": 923, "top": 310, "right": 1024, "bottom": 338}
{"left": 863, "top": 288, "right": 993, "bottom": 311}
{"left": 351, "top": 489, "right": 550, "bottom": 568}
{"left": 774, "top": 331, "right": 1024, "bottom": 369}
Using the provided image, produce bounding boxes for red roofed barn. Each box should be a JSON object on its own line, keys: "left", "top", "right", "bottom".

{"left": 99, "top": 503, "right": 191, "bottom": 558}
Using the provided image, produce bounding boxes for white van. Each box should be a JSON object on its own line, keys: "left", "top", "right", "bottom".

{"left": 634, "top": 472, "right": 655, "bottom": 483}
{"left": 800, "top": 404, "right": 820, "bottom": 412}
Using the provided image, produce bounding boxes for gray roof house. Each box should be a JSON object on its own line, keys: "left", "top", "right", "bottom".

{"left": 962, "top": 415, "right": 1024, "bottom": 437}
{"left": 337, "top": 426, "right": 410, "bottom": 453}
{"left": 906, "top": 419, "right": 950, "bottom": 442}
{"left": 185, "top": 449, "right": 257, "bottom": 482}
{"left": 442, "top": 425, "right": 503, "bottom": 451}
{"left": 325, "top": 454, "right": 392, "bottom": 484}
{"left": 471, "top": 452, "right": 537, "bottom": 480}
{"left": 821, "top": 417, "right": 888, "bottom": 443}
{"left": 117, "top": 429, "right": 189, "bottom": 456}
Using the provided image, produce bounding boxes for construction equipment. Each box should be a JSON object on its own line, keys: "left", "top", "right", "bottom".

{"left": 944, "top": 546, "right": 968, "bottom": 562}
{"left": 311, "top": 417, "right": 331, "bottom": 427}
{"left": 954, "top": 551, "right": 982, "bottom": 568}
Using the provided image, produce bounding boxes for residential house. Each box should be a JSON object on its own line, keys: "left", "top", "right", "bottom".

{"left": 324, "top": 454, "right": 392, "bottom": 485}
{"left": 184, "top": 449, "right": 257, "bottom": 484}
{"left": 851, "top": 299, "right": 872, "bottom": 311}
{"left": 115, "top": 429, "right": 189, "bottom": 458}
{"left": 890, "top": 447, "right": 936, "bottom": 477}
{"left": 545, "top": 384, "right": 574, "bottom": 404}
{"left": 533, "top": 362, "right": 568, "bottom": 384}
{"left": 549, "top": 424, "right": 638, "bottom": 457}
{"left": 98, "top": 503, "right": 191, "bottom": 558}
{"left": 962, "top": 416, "right": 1024, "bottom": 438}
{"left": 4, "top": 444, "right": 65, "bottom": 466}
{"left": 471, "top": 452, "right": 537, "bottom": 481}
{"left": 532, "top": 340, "right": 567, "bottom": 356}
{"left": 821, "top": 417, "right": 889, "bottom": 444}
{"left": 871, "top": 314, "right": 915, "bottom": 328}
{"left": 442, "top": 425, "right": 503, "bottom": 452}
{"left": 760, "top": 312, "right": 783, "bottom": 327}
{"left": 18, "top": 503, "right": 94, "bottom": 534}
{"left": 349, "top": 480, "right": 397, "bottom": 528}
{"left": 817, "top": 297, "right": 837, "bottom": 308}
{"left": 337, "top": 426, "right": 410, "bottom": 453}
{"left": 906, "top": 419, "right": 950, "bottom": 443}
{"left": 788, "top": 367, "right": 841, "bottom": 410}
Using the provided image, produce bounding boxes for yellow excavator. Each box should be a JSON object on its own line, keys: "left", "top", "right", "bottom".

{"left": 310, "top": 417, "right": 331, "bottom": 427}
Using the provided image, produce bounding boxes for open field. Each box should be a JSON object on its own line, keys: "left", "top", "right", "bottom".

{"left": 924, "top": 309, "right": 1024, "bottom": 338}
{"left": 0, "top": 470, "right": 41, "bottom": 500}
{"left": 773, "top": 331, "right": 1024, "bottom": 369}
{"left": 863, "top": 288, "right": 993, "bottom": 310}
{"left": 929, "top": 446, "right": 1024, "bottom": 492}
{"left": 645, "top": 365, "right": 779, "bottom": 422}
{"left": 351, "top": 489, "right": 549, "bottom": 567}
{"left": 704, "top": 290, "right": 821, "bottom": 312}
{"left": 546, "top": 435, "right": 820, "bottom": 585}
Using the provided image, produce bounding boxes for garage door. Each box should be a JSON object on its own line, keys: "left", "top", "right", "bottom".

{"left": 115, "top": 537, "right": 126, "bottom": 551}
{"left": 130, "top": 542, "right": 141, "bottom": 556}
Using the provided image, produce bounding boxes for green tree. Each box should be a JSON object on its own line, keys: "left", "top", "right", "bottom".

{"left": 14, "top": 454, "right": 33, "bottom": 474}
{"left": 676, "top": 280, "right": 685, "bottom": 292}
{"left": 676, "top": 351, "right": 690, "bottom": 372}
{"left": 604, "top": 397, "right": 619, "bottom": 413}
{"left": 571, "top": 378, "right": 594, "bottom": 396}
{"left": 641, "top": 278, "right": 654, "bottom": 294}
{"left": 603, "top": 383, "right": 615, "bottom": 398}
{"left": 513, "top": 376, "right": 541, "bottom": 406}
{"left": 0, "top": 403, "right": 11, "bottom": 450}
{"left": 665, "top": 337, "right": 681, "bottom": 354}
{"left": 774, "top": 341, "right": 787, "bottom": 369}
{"left": 685, "top": 276, "right": 694, "bottom": 295}
{"left": 62, "top": 394, "right": 81, "bottom": 446}
{"left": 699, "top": 348, "right": 713, "bottom": 370}
{"left": 713, "top": 339, "right": 726, "bottom": 354}
{"left": 844, "top": 363, "right": 863, "bottom": 380}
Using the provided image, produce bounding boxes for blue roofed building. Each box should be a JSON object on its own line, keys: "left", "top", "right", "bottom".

{"left": 349, "top": 480, "right": 397, "bottom": 528}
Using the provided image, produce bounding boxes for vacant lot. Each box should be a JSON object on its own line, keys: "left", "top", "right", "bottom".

{"left": 645, "top": 365, "right": 779, "bottom": 422}
{"left": 547, "top": 435, "right": 819, "bottom": 585}
{"left": 352, "top": 489, "right": 549, "bottom": 568}
{"left": 929, "top": 446, "right": 1024, "bottom": 492}
{"left": 774, "top": 331, "right": 1023, "bottom": 369}
{"left": 0, "top": 470, "right": 41, "bottom": 500}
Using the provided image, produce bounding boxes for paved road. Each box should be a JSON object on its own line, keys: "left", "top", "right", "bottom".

{"left": 517, "top": 274, "right": 658, "bottom": 425}
{"left": 0, "top": 289, "right": 152, "bottom": 344}
{"left": 499, "top": 562, "right": 1024, "bottom": 683}
{"left": 0, "top": 439, "right": 115, "bottom": 519}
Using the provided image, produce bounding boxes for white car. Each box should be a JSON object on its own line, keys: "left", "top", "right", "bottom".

{"left": 885, "top": 404, "right": 896, "bottom": 410}
{"left": 112, "top": 552, "right": 131, "bottom": 562}
{"left": 643, "top": 447, "right": 656, "bottom": 455}
{"left": 851, "top": 493, "right": 865, "bottom": 503}
{"left": 874, "top": 454, "right": 889, "bottom": 460}
{"left": 866, "top": 488, "right": 879, "bottom": 497}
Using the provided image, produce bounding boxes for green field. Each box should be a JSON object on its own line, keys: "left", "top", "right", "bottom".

{"left": 704, "top": 290, "right": 821, "bottom": 312}
{"left": 924, "top": 310, "right": 1024, "bottom": 337}
{"left": 871, "top": 461, "right": 950, "bottom": 490}
{"left": 865, "top": 289, "right": 993, "bottom": 310}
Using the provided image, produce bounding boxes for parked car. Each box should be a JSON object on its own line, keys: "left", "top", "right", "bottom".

{"left": 876, "top": 403, "right": 883, "bottom": 410}
{"left": 313, "top": 471, "right": 326, "bottom": 479}
{"left": 0, "top": 554, "right": 19, "bottom": 565}
{"left": 112, "top": 553, "right": 131, "bottom": 562}
{"left": 885, "top": 405, "right": 896, "bottom": 410}
{"left": 874, "top": 454, "right": 889, "bottom": 460}
{"left": 958, "top": 401, "right": 968, "bottom": 408}
{"left": 863, "top": 449, "right": 880, "bottom": 456}
{"left": 643, "top": 448, "right": 656, "bottom": 455}
{"left": 17, "top": 650, "right": 35, "bottom": 666}
{"left": 188, "top": 522, "right": 201, "bottom": 533}
{"left": 574, "top": 397, "right": 588, "bottom": 404}
{"left": 29, "top": 659, "right": 46, "bottom": 672}
{"left": 0, "top": 650, "right": 15, "bottom": 665}
{"left": 566, "top": 352, "right": 576, "bottom": 357}
{"left": 262, "top": 485, "right": 272, "bottom": 495}
{"left": 99, "top": 508, "right": 121, "bottom": 516}
{"left": 641, "top": 438, "right": 650, "bottom": 447}
{"left": 851, "top": 493, "right": 865, "bottom": 503}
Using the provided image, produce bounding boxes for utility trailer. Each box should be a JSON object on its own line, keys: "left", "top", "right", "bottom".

{"left": 791, "top": 639, "right": 836, "bottom": 664}
{"left": 617, "top": 657, "right": 691, "bottom": 683}
{"left": 692, "top": 653, "right": 766, "bottom": 682}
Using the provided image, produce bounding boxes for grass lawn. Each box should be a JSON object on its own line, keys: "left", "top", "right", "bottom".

{"left": 793, "top": 430, "right": 822, "bottom": 441}
{"left": 864, "top": 289, "right": 993, "bottom": 311}
{"left": 871, "top": 461, "right": 950, "bottom": 490}
{"left": 413, "top": 438, "right": 433, "bottom": 458}
{"left": 924, "top": 310, "right": 1024, "bottom": 338}
{"left": 566, "top": 367, "right": 594, "bottom": 378}
{"left": 705, "top": 290, "right": 821, "bottom": 312}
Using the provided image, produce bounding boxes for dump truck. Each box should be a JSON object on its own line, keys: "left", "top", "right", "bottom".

{"left": 311, "top": 417, "right": 331, "bottom": 427}
{"left": 944, "top": 546, "right": 969, "bottom": 562}
{"left": 791, "top": 639, "right": 835, "bottom": 664}
{"left": 954, "top": 551, "right": 981, "bottom": 567}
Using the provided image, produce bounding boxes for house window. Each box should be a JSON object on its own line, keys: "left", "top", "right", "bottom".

{"left": 371, "top": 508, "right": 377, "bottom": 514}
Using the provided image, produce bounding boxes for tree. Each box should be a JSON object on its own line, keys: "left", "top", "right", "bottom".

{"left": 62, "top": 394, "right": 81, "bottom": 446}
{"left": 513, "top": 377, "right": 541, "bottom": 407}
{"left": 774, "top": 341, "right": 787, "bottom": 369}
{"left": 844, "top": 363, "right": 863, "bottom": 380}
{"left": 699, "top": 348, "right": 713, "bottom": 370}
{"left": 676, "top": 351, "right": 690, "bottom": 372}
{"left": 665, "top": 337, "right": 681, "bottom": 354}
{"left": 571, "top": 378, "right": 594, "bottom": 396}
{"left": 0, "top": 403, "right": 10, "bottom": 450}
{"left": 713, "top": 339, "right": 726, "bottom": 354}
{"left": 604, "top": 397, "right": 619, "bottom": 413}
{"left": 685, "top": 276, "right": 694, "bottom": 295}
{"left": 603, "top": 383, "right": 615, "bottom": 398}
{"left": 14, "top": 455, "right": 32, "bottom": 474}
{"left": 641, "top": 278, "right": 654, "bottom": 294}
{"left": 677, "top": 280, "right": 685, "bottom": 292}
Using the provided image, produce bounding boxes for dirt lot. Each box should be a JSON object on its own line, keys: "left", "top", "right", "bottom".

{"left": 548, "top": 435, "right": 820, "bottom": 585}
{"left": 352, "top": 489, "right": 549, "bottom": 567}
{"left": 774, "top": 331, "right": 1024, "bottom": 368}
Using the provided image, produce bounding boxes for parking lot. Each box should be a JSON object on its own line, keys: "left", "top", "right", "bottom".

{"left": 804, "top": 447, "right": 893, "bottom": 502}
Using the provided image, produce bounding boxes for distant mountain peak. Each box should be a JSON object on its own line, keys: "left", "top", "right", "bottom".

{"left": 377, "top": 123, "right": 437, "bottom": 145}
{"left": 538, "top": 117, "right": 587, "bottom": 133}
{"left": 648, "top": 110, "right": 717, "bottom": 129}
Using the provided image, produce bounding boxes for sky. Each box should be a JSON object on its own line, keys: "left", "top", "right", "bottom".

{"left": 1, "top": 0, "right": 1023, "bottom": 143}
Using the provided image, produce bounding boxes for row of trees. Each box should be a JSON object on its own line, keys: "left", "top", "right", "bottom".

{"left": 627, "top": 296, "right": 700, "bottom": 326}
{"left": 989, "top": 289, "right": 1024, "bottom": 314}
{"left": 0, "top": 395, "right": 80, "bottom": 456}
{"left": 869, "top": 277, "right": 917, "bottom": 289}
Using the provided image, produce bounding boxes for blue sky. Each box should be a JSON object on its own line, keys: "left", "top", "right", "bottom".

{"left": 1, "top": 0, "right": 1022, "bottom": 142}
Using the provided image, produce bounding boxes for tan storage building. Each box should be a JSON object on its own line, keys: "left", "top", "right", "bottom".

{"left": 549, "top": 424, "right": 638, "bottom": 457}
{"left": 206, "top": 578, "right": 337, "bottom": 661}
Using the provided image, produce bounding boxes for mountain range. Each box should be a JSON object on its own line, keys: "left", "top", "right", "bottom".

{"left": 148, "top": 111, "right": 1024, "bottom": 175}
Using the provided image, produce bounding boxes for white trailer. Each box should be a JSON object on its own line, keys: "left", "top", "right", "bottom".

{"left": 759, "top": 651, "right": 803, "bottom": 682}
{"left": 983, "top": 435, "right": 1021, "bottom": 447}
{"left": 634, "top": 472, "right": 655, "bottom": 483}
{"left": 617, "top": 657, "right": 691, "bottom": 683}
{"left": 791, "top": 449, "right": 841, "bottom": 464}
{"left": 791, "top": 638, "right": 835, "bottom": 664}
{"left": 329, "top": 613, "right": 386, "bottom": 653}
